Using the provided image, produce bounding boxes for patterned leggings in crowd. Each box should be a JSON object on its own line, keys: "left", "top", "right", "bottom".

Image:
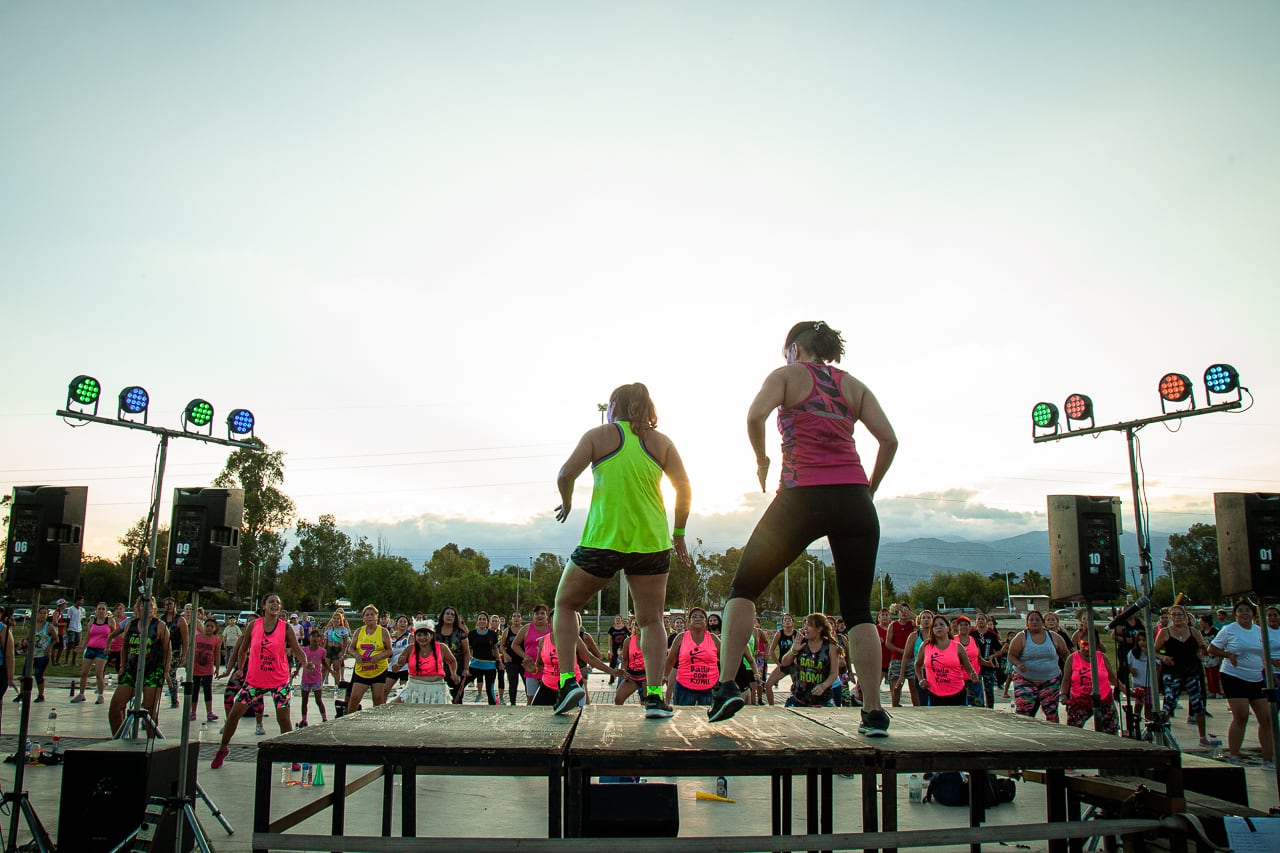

{"left": 1162, "top": 671, "right": 1206, "bottom": 718}
{"left": 1012, "top": 673, "right": 1061, "bottom": 723}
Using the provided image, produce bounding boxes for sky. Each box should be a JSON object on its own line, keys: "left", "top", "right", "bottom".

{"left": 2, "top": 2, "right": 1278, "bottom": 572}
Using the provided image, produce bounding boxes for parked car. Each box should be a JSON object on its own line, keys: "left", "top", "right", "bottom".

{"left": 237, "top": 610, "right": 256, "bottom": 627}
{"left": 10, "top": 607, "right": 31, "bottom": 624}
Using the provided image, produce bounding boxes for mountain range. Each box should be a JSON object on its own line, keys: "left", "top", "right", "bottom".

{"left": 874, "top": 530, "right": 1172, "bottom": 588}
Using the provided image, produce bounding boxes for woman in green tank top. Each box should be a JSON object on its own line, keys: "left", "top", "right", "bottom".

{"left": 550, "top": 383, "right": 693, "bottom": 719}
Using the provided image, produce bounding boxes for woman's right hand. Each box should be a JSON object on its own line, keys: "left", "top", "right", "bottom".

{"left": 756, "top": 457, "right": 770, "bottom": 492}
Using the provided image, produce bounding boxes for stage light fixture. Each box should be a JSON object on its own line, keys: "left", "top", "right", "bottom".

{"left": 1157, "top": 372, "right": 1195, "bottom": 414}
{"left": 182, "top": 398, "right": 214, "bottom": 435}
{"left": 66, "top": 375, "right": 101, "bottom": 416}
{"left": 117, "top": 385, "right": 150, "bottom": 423}
{"left": 227, "top": 408, "right": 255, "bottom": 439}
{"left": 1031, "top": 402, "right": 1059, "bottom": 437}
{"left": 1203, "top": 363, "right": 1241, "bottom": 404}
{"left": 1064, "top": 393, "right": 1094, "bottom": 429}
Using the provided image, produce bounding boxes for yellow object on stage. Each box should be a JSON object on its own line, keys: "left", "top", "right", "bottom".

{"left": 695, "top": 791, "right": 735, "bottom": 803}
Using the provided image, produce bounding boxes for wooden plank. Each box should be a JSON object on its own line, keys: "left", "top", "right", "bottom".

{"left": 1029, "top": 773, "right": 1268, "bottom": 820}
{"left": 251, "top": 818, "right": 1172, "bottom": 852}
{"left": 257, "top": 703, "right": 575, "bottom": 762}
{"left": 267, "top": 766, "right": 385, "bottom": 834}
{"left": 568, "top": 704, "right": 872, "bottom": 772}
{"left": 795, "top": 707, "right": 1178, "bottom": 772}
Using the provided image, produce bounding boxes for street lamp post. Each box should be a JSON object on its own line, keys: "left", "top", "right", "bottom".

{"left": 1004, "top": 557, "right": 1022, "bottom": 613}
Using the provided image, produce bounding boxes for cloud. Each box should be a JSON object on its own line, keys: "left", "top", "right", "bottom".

{"left": 334, "top": 487, "right": 1052, "bottom": 565}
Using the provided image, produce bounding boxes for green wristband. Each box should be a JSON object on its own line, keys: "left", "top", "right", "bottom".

{"left": 672, "top": 528, "right": 686, "bottom": 537}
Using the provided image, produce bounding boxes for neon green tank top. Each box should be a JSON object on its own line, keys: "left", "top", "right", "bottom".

{"left": 579, "top": 422, "right": 670, "bottom": 553}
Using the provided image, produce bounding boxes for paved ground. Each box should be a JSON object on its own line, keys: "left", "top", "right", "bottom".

{"left": 1, "top": 672, "right": 1276, "bottom": 851}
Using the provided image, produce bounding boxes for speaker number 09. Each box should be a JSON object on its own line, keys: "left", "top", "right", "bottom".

{"left": 175, "top": 543, "right": 191, "bottom": 556}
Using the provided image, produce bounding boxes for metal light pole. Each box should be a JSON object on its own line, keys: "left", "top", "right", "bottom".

{"left": 1004, "top": 556, "right": 1021, "bottom": 613}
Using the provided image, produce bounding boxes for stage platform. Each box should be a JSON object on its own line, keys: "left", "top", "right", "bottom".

{"left": 252, "top": 703, "right": 1191, "bottom": 853}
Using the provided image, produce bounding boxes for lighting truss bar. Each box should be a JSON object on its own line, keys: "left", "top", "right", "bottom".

{"left": 1032, "top": 400, "right": 1241, "bottom": 444}
{"left": 55, "top": 409, "right": 260, "bottom": 450}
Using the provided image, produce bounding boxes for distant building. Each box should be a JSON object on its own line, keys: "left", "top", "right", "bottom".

{"left": 1009, "top": 594, "right": 1051, "bottom": 616}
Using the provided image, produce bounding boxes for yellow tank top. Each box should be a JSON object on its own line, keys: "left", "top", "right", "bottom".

{"left": 353, "top": 625, "right": 388, "bottom": 678}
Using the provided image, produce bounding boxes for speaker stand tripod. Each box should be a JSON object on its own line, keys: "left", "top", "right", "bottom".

{"left": 3, "top": 590, "right": 55, "bottom": 853}
{"left": 112, "top": 589, "right": 233, "bottom": 852}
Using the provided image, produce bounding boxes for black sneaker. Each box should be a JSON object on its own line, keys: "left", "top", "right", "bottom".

{"left": 707, "top": 682, "right": 745, "bottom": 723}
{"left": 643, "top": 695, "right": 674, "bottom": 719}
{"left": 858, "top": 708, "right": 891, "bottom": 737}
{"left": 552, "top": 682, "right": 585, "bottom": 715}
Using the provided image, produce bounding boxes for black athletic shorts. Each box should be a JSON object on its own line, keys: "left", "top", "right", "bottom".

{"left": 570, "top": 547, "right": 670, "bottom": 580}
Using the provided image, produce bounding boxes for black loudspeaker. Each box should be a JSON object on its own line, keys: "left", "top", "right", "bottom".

{"left": 168, "top": 487, "right": 244, "bottom": 592}
{"left": 1048, "top": 495, "right": 1125, "bottom": 603}
{"left": 1215, "top": 492, "right": 1280, "bottom": 598}
{"left": 3, "top": 485, "right": 87, "bottom": 590}
{"left": 584, "top": 781, "right": 679, "bottom": 837}
{"left": 58, "top": 738, "right": 198, "bottom": 851}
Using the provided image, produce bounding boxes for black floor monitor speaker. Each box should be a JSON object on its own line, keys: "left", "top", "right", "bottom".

{"left": 168, "top": 487, "right": 244, "bottom": 592}
{"left": 3, "top": 485, "right": 87, "bottom": 590}
{"left": 584, "top": 781, "right": 679, "bottom": 837}
{"left": 58, "top": 738, "right": 198, "bottom": 851}
{"left": 1048, "top": 495, "right": 1124, "bottom": 603}
{"left": 1215, "top": 492, "right": 1280, "bottom": 598}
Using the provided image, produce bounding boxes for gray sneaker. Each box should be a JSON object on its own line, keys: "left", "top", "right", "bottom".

{"left": 858, "top": 708, "right": 891, "bottom": 737}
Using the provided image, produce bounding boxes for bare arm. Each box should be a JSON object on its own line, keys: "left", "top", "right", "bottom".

{"left": 652, "top": 433, "right": 692, "bottom": 567}
{"left": 555, "top": 425, "right": 618, "bottom": 523}
{"left": 747, "top": 369, "right": 789, "bottom": 491}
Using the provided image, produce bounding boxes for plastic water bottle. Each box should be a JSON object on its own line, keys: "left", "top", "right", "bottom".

{"left": 280, "top": 764, "right": 292, "bottom": 785}
{"left": 45, "top": 709, "right": 57, "bottom": 737}
{"left": 199, "top": 722, "right": 207, "bottom": 743}
{"left": 908, "top": 774, "right": 923, "bottom": 803}
{"left": 51, "top": 736, "right": 60, "bottom": 756}
{"left": 301, "top": 763, "right": 313, "bottom": 786}
{"left": 715, "top": 776, "right": 729, "bottom": 799}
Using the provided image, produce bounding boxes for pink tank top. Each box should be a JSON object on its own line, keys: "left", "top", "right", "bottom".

{"left": 410, "top": 643, "right": 444, "bottom": 677}
{"left": 777, "top": 363, "right": 870, "bottom": 489}
{"left": 959, "top": 636, "right": 981, "bottom": 672}
{"left": 86, "top": 618, "right": 111, "bottom": 650}
{"left": 626, "top": 635, "right": 645, "bottom": 673}
{"left": 922, "top": 640, "right": 968, "bottom": 697}
{"left": 1070, "top": 651, "right": 1112, "bottom": 702}
{"left": 538, "top": 635, "right": 581, "bottom": 690}
{"left": 246, "top": 617, "right": 289, "bottom": 689}
{"left": 523, "top": 623, "right": 551, "bottom": 665}
{"left": 676, "top": 631, "right": 719, "bottom": 691}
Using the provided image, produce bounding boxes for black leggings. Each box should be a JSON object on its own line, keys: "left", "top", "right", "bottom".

{"left": 728, "top": 484, "right": 879, "bottom": 626}
{"left": 466, "top": 668, "right": 497, "bottom": 704}
{"left": 504, "top": 661, "right": 524, "bottom": 705}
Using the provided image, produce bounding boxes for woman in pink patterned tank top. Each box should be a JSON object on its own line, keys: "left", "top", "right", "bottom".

{"left": 708, "top": 321, "right": 899, "bottom": 737}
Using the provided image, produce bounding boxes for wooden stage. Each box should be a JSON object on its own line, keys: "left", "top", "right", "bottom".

{"left": 252, "top": 704, "right": 1193, "bottom": 853}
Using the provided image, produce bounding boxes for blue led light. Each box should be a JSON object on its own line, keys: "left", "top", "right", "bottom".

{"left": 1204, "top": 364, "right": 1239, "bottom": 394}
{"left": 228, "top": 408, "right": 255, "bottom": 435}
{"left": 119, "top": 386, "right": 149, "bottom": 414}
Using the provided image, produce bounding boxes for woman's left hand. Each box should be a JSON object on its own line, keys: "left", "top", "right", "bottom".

{"left": 554, "top": 502, "right": 571, "bottom": 523}
{"left": 672, "top": 534, "right": 690, "bottom": 567}
{"left": 755, "top": 457, "right": 771, "bottom": 492}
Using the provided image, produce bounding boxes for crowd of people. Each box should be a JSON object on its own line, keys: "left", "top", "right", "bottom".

{"left": 4, "top": 321, "right": 1276, "bottom": 776}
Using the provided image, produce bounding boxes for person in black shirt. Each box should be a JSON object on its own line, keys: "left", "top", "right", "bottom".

{"left": 606, "top": 615, "right": 630, "bottom": 686}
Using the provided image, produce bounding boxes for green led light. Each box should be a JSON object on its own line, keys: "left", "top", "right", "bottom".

{"left": 72, "top": 376, "right": 100, "bottom": 405}
{"left": 1031, "top": 402, "right": 1058, "bottom": 428}
{"left": 185, "top": 399, "right": 214, "bottom": 427}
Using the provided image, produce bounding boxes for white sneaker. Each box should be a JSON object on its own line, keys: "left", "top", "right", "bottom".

{"left": 255, "top": 723, "right": 266, "bottom": 736}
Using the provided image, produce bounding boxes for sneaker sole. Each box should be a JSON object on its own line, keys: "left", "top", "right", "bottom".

{"left": 553, "top": 686, "right": 585, "bottom": 715}
{"left": 707, "top": 696, "right": 745, "bottom": 723}
{"left": 860, "top": 727, "right": 890, "bottom": 737}
{"left": 645, "top": 708, "right": 674, "bottom": 719}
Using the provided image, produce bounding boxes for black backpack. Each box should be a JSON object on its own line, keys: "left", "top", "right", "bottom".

{"left": 924, "top": 772, "right": 1016, "bottom": 807}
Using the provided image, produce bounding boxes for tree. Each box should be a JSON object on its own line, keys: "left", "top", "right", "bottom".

{"left": 79, "top": 555, "right": 129, "bottom": 605}
{"left": 117, "top": 517, "right": 170, "bottom": 595}
{"left": 286, "top": 515, "right": 355, "bottom": 611}
{"left": 1163, "top": 523, "right": 1221, "bottom": 608}
{"left": 213, "top": 442, "right": 295, "bottom": 602}
{"left": 666, "top": 550, "right": 705, "bottom": 610}
{"left": 345, "top": 555, "right": 422, "bottom": 615}
{"left": 696, "top": 544, "right": 743, "bottom": 609}
{"left": 906, "top": 571, "right": 1006, "bottom": 613}
{"left": 425, "top": 543, "right": 491, "bottom": 582}
{"left": 1019, "top": 569, "right": 1050, "bottom": 596}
